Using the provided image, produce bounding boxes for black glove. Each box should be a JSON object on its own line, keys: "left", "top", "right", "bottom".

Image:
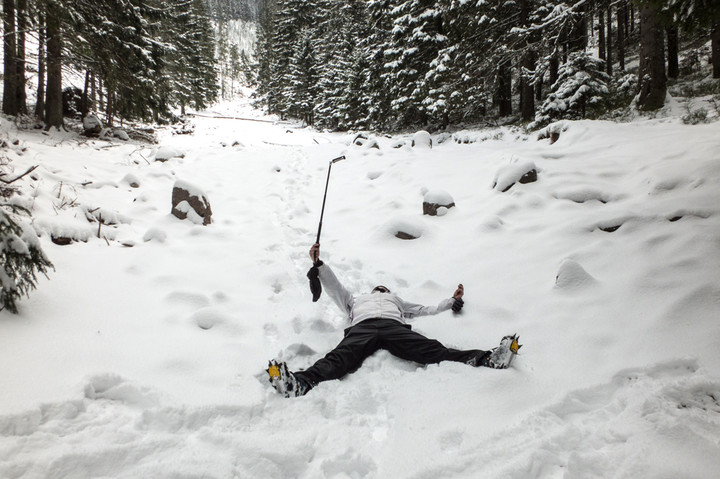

{"left": 307, "top": 260, "right": 323, "bottom": 302}
{"left": 452, "top": 297, "right": 464, "bottom": 313}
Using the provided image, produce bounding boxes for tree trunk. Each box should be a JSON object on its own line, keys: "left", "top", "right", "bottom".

{"left": 519, "top": 0, "right": 535, "bottom": 122}
{"left": 3, "top": 0, "right": 18, "bottom": 115}
{"left": 15, "top": 0, "right": 27, "bottom": 114}
{"left": 98, "top": 77, "right": 105, "bottom": 112}
{"left": 637, "top": 4, "right": 666, "bottom": 111}
{"left": 599, "top": 9, "right": 606, "bottom": 61}
{"left": 712, "top": 22, "right": 720, "bottom": 79}
{"left": 549, "top": 55, "right": 559, "bottom": 87}
{"left": 569, "top": 2, "right": 587, "bottom": 51}
{"left": 520, "top": 51, "right": 536, "bottom": 121}
{"left": 496, "top": 60, "right": 512, "bottom": 117}
{"left": 45, "top": 0, "right": 63, "bottom": 129}
{"left": 618, "top": 2, "right": 626, "bottom": 71}
{"left": 606, "top": 8, "right": 613, "bottom": 75}
{"left": 90, "top": 71, "right": 96, "bottom": 112}
{"left": 34, "top": 11, "right": 45, "bottom": 119}
{"left": 81, "top": 70, "right": 90, "bottom": 118}
{"left": 666, "top": 26, "right": 679, "bottom": 79}
{"left": 106, "top": 91, "right": 114, "bottom": 127}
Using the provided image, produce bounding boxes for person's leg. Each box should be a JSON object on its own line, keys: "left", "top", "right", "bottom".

{"left": 294, "top": 320, "right": 382, "bottom": 388}
{"left": 376, "top": 320, "right": 489, "bottom": 366}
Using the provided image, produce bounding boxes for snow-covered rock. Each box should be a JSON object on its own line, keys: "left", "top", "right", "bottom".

{"left": 423, "top": 190, "right": 455, "bottom": 216}
{"left": 492, "top": 159, "right": 538, "bottom": 192}
{"left": 171, "top": 180, "right": 212, "bottom": 225}
{"left": 411, "top": 130, "right": 432, "bottom": 149}
{"left": 82, "top": 114, "right": 102, "bottom": 135}
{"left": 113, "top": 129, "right": 130, "bottom": 141}
{"left": 155, "top": 146, "right": 186, "bottom": 162}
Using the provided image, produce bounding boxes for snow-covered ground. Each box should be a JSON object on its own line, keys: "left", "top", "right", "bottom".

{"left": 1, "top": 99, "right": 719, "bottom": 478}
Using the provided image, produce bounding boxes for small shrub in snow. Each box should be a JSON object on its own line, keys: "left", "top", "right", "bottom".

{"left": 682, "top": 107, "right": 710, "bottom": 125}
{"left": 534, "top": 53, "right": 610, "bottom": 128}
{"left": 0, "top": 206, "right": 53, "bottom": 313}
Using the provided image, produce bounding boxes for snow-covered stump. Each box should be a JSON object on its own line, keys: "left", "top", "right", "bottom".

{"left": 171, "top": 180, "right": 212, "bottom": 226}
{"left": 423, "top": 190, "right": 455, "bottom": 216}
{"left": 82, "top": 114, "right": 103, "bottom": 136}
{"left": 412, "top": 130, "right": 432, "bottom": 149}
{"left": 492, "top": 160, "right": 538, "bottom": 192}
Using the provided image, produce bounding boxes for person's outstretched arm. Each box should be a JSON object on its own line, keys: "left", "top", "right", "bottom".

{"left": 398, "top": 284, "right": 464, "bottom": 319}
{"left": 310, "top": 243, "right": 354, "bottom": 318}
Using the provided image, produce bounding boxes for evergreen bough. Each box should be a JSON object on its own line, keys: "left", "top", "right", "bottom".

{"left": 534, "top": 53, "right": 611, "bottom": 127}
{"left": 0, "top": 206, "right": 53, "bottom": 314}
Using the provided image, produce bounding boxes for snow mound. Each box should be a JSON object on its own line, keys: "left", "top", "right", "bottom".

{"left": 411, "top": 130, "right": 432, "bottom": 149}
{"left": 84, "top": 374, "right": 158, "bottom": 408}
{"left": 422, "top": 360, "right": 720, "bottom": 478}
{"left": 553, "top": 187, "right": 613, "bottom": 204}
{"left": 155, "top": 146, "right": 185, "bottom": 162}
{"left": 555, "top": 259, "right": 597, "bottom": 289}
{"left": 423, "top": 189, "right": 454, "bottom": 205}
{"left": 143, "top": 227, "right": 167, "bottom": 243}
{"left": 190, "top": 307, "right": 231, "bottom": 330}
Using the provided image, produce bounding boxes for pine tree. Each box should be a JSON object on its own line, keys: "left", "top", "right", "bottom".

{"left": 0, "top": 205, "right": 53, "bottom": 314}
{"left": 535, "top": 52, "right": 610, "bottom": 126}
{"left": 266, "top": 0, "right": 317, "bottom": 117}
{"left": 286, "top": 35, "right": 318, "bottom": 125}
{"left": 357, "top": 0, "right": 396, "bottom": 130}
{"left": 164, "top": 0, "right": 218, "bottom": 114}
{"left": 312, "top": 0, "right": 369, "bottom": 130}
{"left": 65, "top": 0, "right": 166, "bottom": 123}
{"left": 383, "top": 0, "right": 447, "bottom": 127}
{"left": 253, "top": 0, "right": 278, "bottom": 109}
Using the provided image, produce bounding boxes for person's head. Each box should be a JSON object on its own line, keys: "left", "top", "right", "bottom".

{"left": 371, "top": 285, "right": 391, "bottom": 294}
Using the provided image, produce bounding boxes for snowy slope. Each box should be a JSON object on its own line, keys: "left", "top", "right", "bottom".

{"left": 1, "top": 99, "right": 719, "bottom": 478}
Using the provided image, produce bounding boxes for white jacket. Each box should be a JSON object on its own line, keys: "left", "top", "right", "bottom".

{"left": 317, "top": 263, "right": 454, "bottom": 326}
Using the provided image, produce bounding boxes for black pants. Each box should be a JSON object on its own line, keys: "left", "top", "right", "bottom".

{"left": 294, "top": 318, "right": 487, "bottom": 388}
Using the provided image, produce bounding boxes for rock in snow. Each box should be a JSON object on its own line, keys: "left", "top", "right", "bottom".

{"left": 171, "top": 180, "right": 212, "bottom": 225}
{"left": 411, "top": 130, "right": 432, "bottom": 149}
{"left": 423, "top": 190, "right": 455, "bottom": 216}
{"left": 155, "top": 146, "right": 186, "bottom": 162}
{"left": 492, "top": 159, "right": 538, "bottom": 192}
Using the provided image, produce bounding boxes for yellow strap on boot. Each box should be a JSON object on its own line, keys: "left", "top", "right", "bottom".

{"left": 268, "top": 364, "right": 281, "bottom": 379}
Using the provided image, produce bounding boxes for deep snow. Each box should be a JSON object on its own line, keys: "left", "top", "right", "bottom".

{"left": 1, "top": 99, "right": 719, "bottom": 478}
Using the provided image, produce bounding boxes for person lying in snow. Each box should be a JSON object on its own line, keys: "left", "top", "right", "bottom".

{"left": 267, "top": 243, "right": 521, "bottom": 398}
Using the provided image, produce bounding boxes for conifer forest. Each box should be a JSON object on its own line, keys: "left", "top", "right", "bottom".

{"left": 253, "top": 0, "right": 719, "bottom": 130}
{"left": 0, "top": 0, "right": 718, "bottom": 132}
